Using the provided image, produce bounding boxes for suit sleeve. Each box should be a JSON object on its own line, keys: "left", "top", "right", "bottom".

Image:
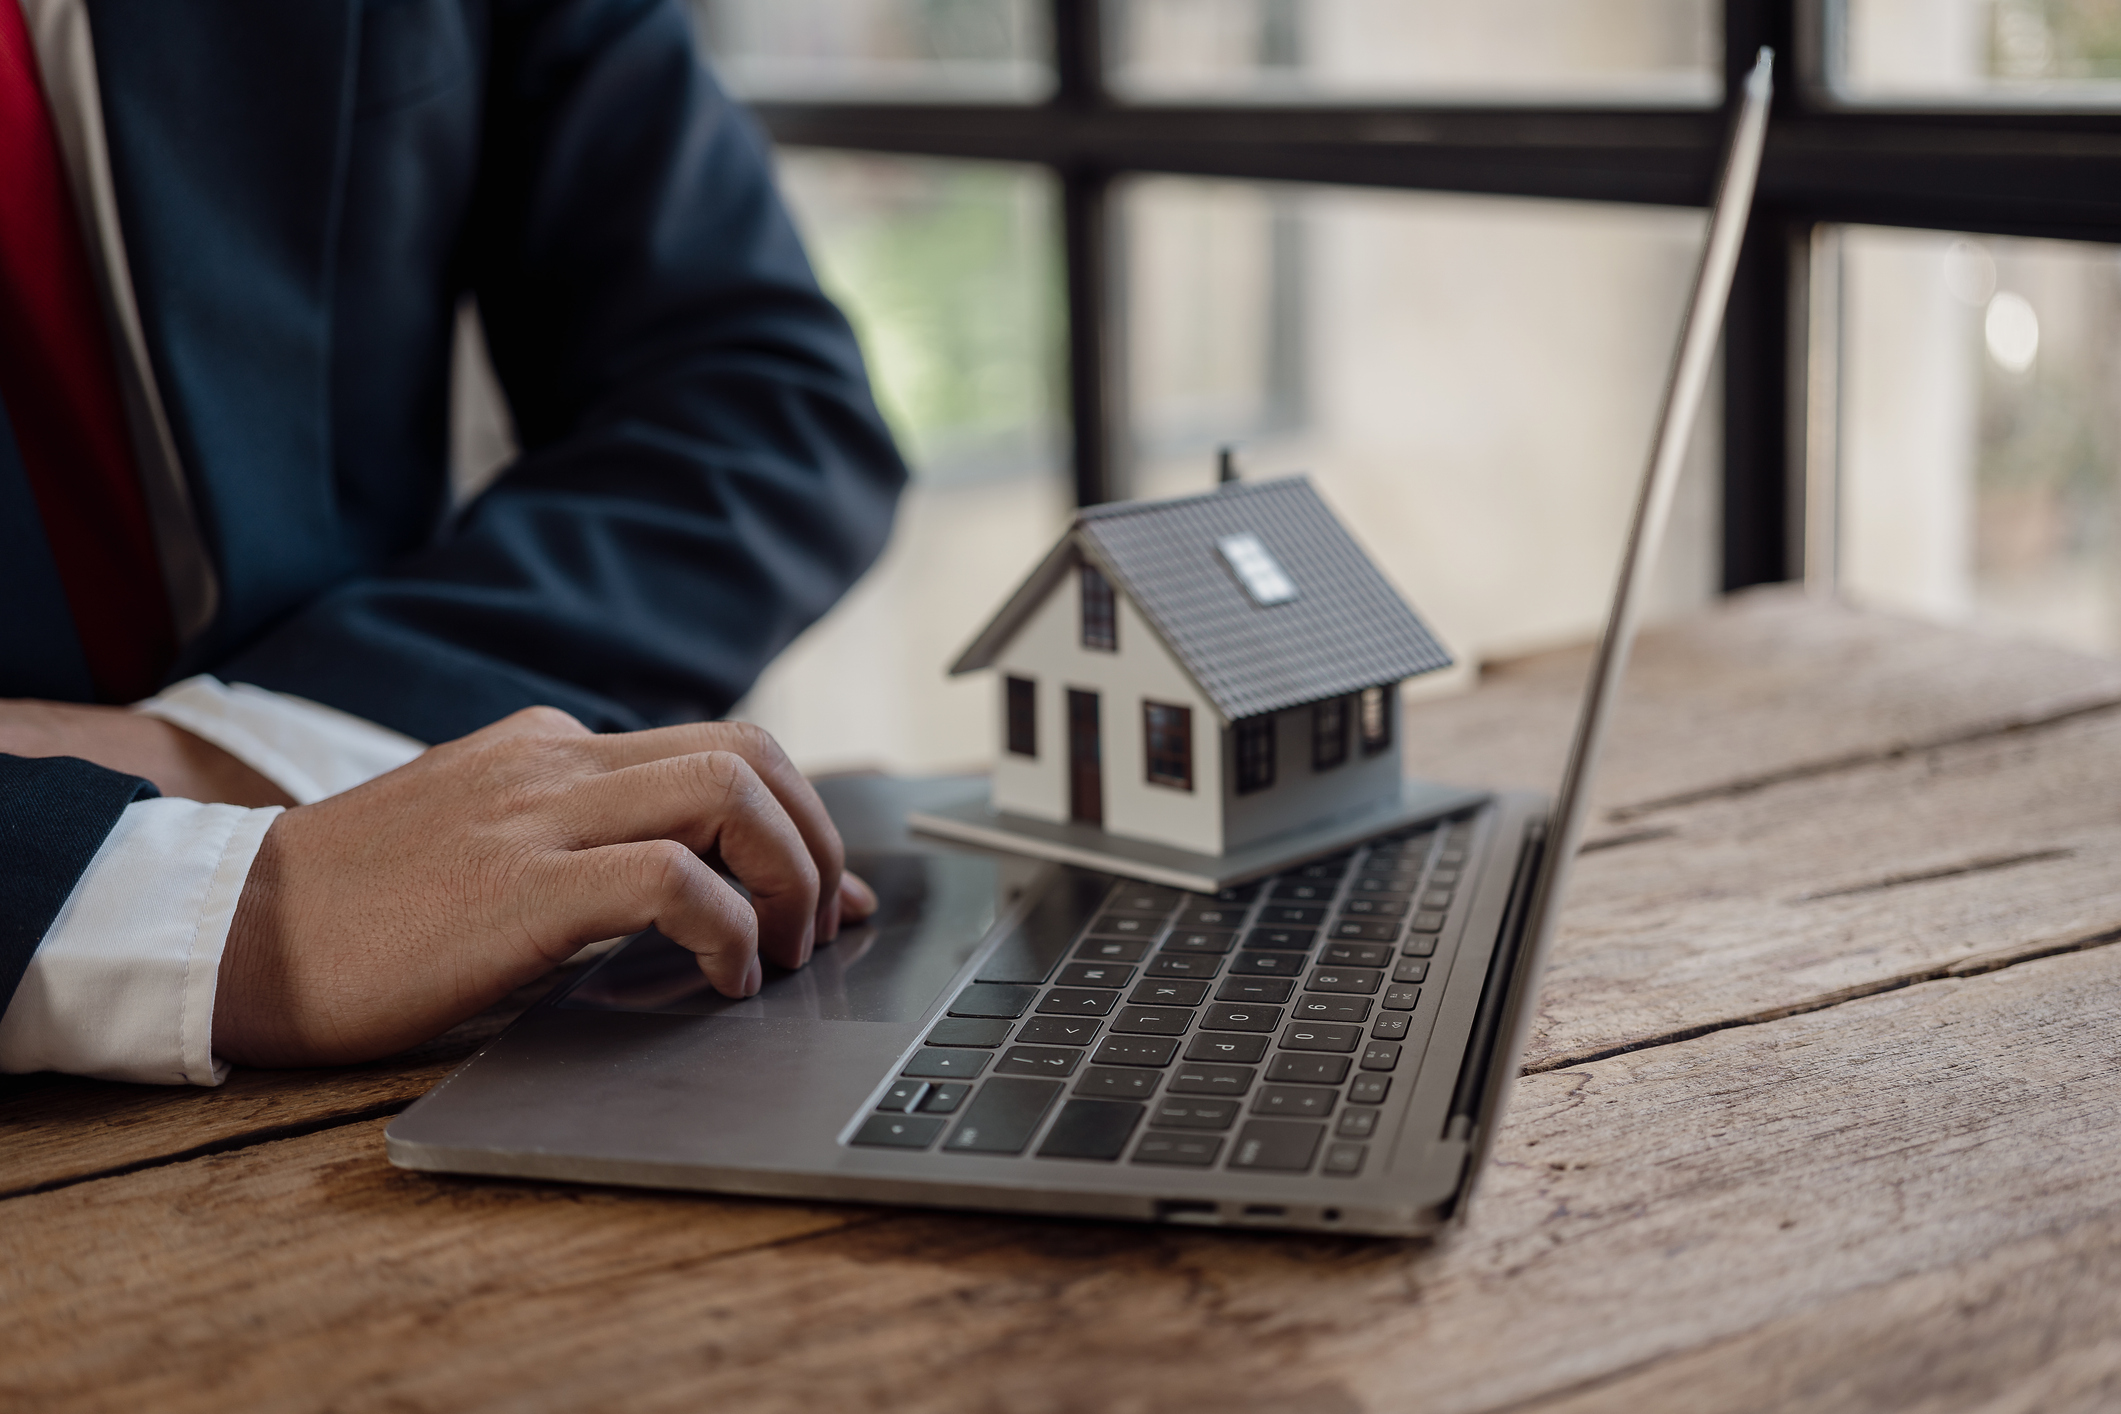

{"left": 216, "top": 0, "right": 909, "bottom": 743}
{"left": 0, "top": 754, "right": 159, "bottom": 1013}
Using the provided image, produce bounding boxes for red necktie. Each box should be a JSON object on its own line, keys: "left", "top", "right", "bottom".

{"left": 0, "top": 0, "right": 173, "bottom": 703}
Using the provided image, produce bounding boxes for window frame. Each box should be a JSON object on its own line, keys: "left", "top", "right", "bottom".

{"left": 1358, "top": 684, "right": 1394, "bottom": 756}
{"left": 1311, "top": 695, "right": 1348, "bottom": 772}
{"left": 1006, "top": 674, "right": 1039, "bottom": 757}
{"left": 1142, "top": 699, "right": 1193, "bottom": 790}
{"left": 1234, "top": 714, "right": 1276, "bottom": 795}
{"left": 1079, "top": 562, "right": 1118, "bottom": 651}
{"left": 735, "top": 0, "right": 2121, "bottom": 592}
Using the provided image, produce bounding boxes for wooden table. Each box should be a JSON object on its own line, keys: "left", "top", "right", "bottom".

{"left": 8, "top": 587, "right": 2121, "bottom": 1412}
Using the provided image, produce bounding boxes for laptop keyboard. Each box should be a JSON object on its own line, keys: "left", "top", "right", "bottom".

{"left": 847, "top": 814, "right": 1478, "bottom": 1178}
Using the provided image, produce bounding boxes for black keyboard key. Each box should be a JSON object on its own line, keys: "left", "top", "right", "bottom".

{"left": 1075, "top": 1066, "right": 1161, "bottom": 1099}
{"left": 877, "top": 1080, "right": 928, "bottom": 1112}
{"left": 1291, "top": 859, "right": 1349, "bottom": 881}
{"left": 1408, "top": 911, "right": 1447, "bottom": 933}
{"left": 1306, "top": 967, "right": 1383, "bottom": 995}
{"left": 1214, "top": 977, "right": 1295, "bottom": 1004}
{"left": 902, "top": 1047, "right": 991, "bottom": 1080}
{"left": 1169, "top": 1062, "right": 1256, "bottom": 1095}
{"left": 1321, "top": 942, "right": 1391, "bottom": 968}
{"left": 1322, "top": 1142, "right": 1367, "bottom": 1176}
{"left": 1055, "top": 961, "right": 1135, "bottom": 989}
{"left": 1201, "top": 1002, "right": 1281, "bottom": 1033}
{"left": 1267, "top": 1053, "right": 1351, "bottom": 1085}
{"left": 1149, "top": 1097, "right": 1240, "bottom": 1130}
{"left": 1351, "top": 874, "right": 1418, "bottom": 895}
{"left": 1128, "top": 978, "right": 1210, "bottom": 1006}
{"left": 920, "top": 1082, "right": 971, "bottom": 1114}
{"left": 1228, "top": 1120, "right": 1324, "bottom": 1172}
{"left": 1329, "top": 919, "right": 1399, "bottom": 942}
{"left": 1429, "top": 869, "right": 1461, "bottom": 887}
{"left": 1440, "top": 848, "right": 1467, "bottom": 865}
{"left": 1290, "top": 994, "right": 1369, "bottom": 1023}
{"left": 1211, "top": 881, "right": 1262, "bottom": 902}
{"left": 925, "top": 1018, "right": 1012, "bottom": 1048}
{"left": 1177, "top": 905, "right": 1248, "bottom": 930}
{"left": 1229, "top": 952, "right": 1305, "bottom": 977}
{"left": 1037, "top": 987, "right": 1119, "bottom": 1016}
{"left": 1112, "top": 1006, "right": 1193, "bottom": 1036}
{"left": 1381, "top": 984, "right": 1422, "bottom": 1011}
{"left": 1419, "top": 890, "right": 1454, "bottom": 911}
{"left": 1133, "top": 1133, "right": 1222, "bottom": 1166}
{"left": 1370, "top": 1013, "right": 1410, "bottom": 1040}
{"left": 1394, "top": 960, "right": 1429, "bottom": 983}
{"left": 1091, "top": 1035, "right": 1181, "bottom": 1067}
{"left": 1402, "top": 934, "right": 1438, "bottom": 958}
{"left": 1088, "top": 912, "right": 1161, "bottom": 939}
{"left": 1146, "top": 953, "right": 1222, "bottom": 978}
{"left": 1106, "top": 884, "right": 1183, "bottom": 914}
{"left": 1339, "top": 897, "right": 1408, "bottom": 920}
{"left": 949, "top": 983, "right": 1039, "bottom": 1019}
{"left": 1016, "top": 1016, "right": 1102, "bottom": 1046}
{"left": 1076, "top": 936, "right": 1151, "bottom": 963}
{"left": 996, "top": 1044, "right": 1086, "bottom": 1078}
{"left": 1335, "top": 1108, "right": 1378, "bottom": 1138}
{"left": 1163, "top": 929, "right": 1237, "bottom": 955}
{"left": 1348, "top": 1075, "right": 1391, "bottom": 1104}
{"left": 1258, "top": 904, "right": 1326, "bottom": 927}
{"left": 1251, "top": 1084, "right": 1336, "bottom": 1118}
{"left": 1360, "top": 1041, "right": 1402, "bottom": 1071}
{"left": 1037, "top": 1099, "right": 1143, "bottom": 1161}
{"left": 1186, "top": 1032, "right": 1269, "bottom": 1063}
{"left": 942, "top": 1077, "right": 1064, "bottom": 1155}
{"left": 1269, "top": 880, "right": 1337, "bottom": 903}
{"left": 851, "top": 1113, "right": 946, "bottom": 1149}
{"left": 1280, "top": 1021, "right": 1363, "bottom": 1053}
{"left": 1241, "top": 927, "right": 1317, "bottom": 952}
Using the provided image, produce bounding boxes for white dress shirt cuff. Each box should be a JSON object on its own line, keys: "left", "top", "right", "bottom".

{"left": 0, "top": 798, "right": 280, "bottom": 1086}
{"left": 135, "top": 675, "right": 427, "bottom": 804}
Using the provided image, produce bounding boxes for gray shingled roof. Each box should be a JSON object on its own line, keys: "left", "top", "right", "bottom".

{"left": 950, "top": 476, "right": 1453, "bottom": 721}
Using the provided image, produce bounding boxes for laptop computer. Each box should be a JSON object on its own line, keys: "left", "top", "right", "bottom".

{"left": 384, "top": 52, "right": 1773, "bottom": 1238}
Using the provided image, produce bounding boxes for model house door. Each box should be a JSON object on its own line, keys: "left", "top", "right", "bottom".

{"left": 1067, "top": 689, "right": 1102, "bottom": 826}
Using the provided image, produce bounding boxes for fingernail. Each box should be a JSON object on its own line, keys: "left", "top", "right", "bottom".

{"left": 799, "top": 918, "right": 816, "bottom": 967}
{"left": 742, "top": 956, "right": 763, "bottom": 996}
{"left": 822, "top": 893, "right": 842, "bottom": 941}
{"left": 842, "top": 873, "right": 877, "bottom": 916}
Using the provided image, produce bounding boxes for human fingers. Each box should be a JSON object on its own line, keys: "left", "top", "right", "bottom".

{"left": 535, "top": 838, "right": 762, "bottom": 997}
{"left": 839, "top": 870, "right": 878, "bottom": 923}
{"left": 559, "top": 750, "right": 820, "bottom": 969}
{"left": 575, "top": 721, "right": 848, "bottom": 941}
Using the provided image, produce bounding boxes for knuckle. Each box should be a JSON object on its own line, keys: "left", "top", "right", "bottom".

{"left": 634, "top": 838, "right": 703, "bottom": 899}
{"left": 516, "top": 705, "right": 589, "bottom": 737}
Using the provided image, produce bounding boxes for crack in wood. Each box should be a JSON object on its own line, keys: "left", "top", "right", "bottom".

{"left": 1604, "top": 693, "right": 2121, "bottom": 823}
{"left": 1796, "top": 848, "right": 2075, "bottom": 902}
{"left": 0, "top": 1098, "right": 413, "bottom": 1204}
{"left": 1577, "top": 826, "right": 1678, "bottom": 855}
{"left": 1521, "top": 921, "right": 2121, "bottom": 1076}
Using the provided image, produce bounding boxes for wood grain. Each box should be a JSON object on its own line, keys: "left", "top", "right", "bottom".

{"left": 5, "top": 937, "right": 2117, "bottom": 1413}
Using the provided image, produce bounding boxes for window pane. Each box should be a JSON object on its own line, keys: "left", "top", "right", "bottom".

{"left": 694, "top": 0, "right": 1052, "bottom": 101}
{"left": 1108, "top": 0, "right": 1719, "bottom": 106}
{"left": 731, "top": 153, "right": 1071, "bottom": 774}
{"left": 1125, "top": 177, "right": 1721, "bottom": 678}
{"left": 1835, "top": 0, "right": 2121, "bottom": 106}
{"left": 1835, "top": 226, "right": 2121, "bottom": 656}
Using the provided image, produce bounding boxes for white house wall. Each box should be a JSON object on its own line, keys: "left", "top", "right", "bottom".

{"left": 1221, "top": 701, "right": 1403, "bottom": 852}
{"left": 991, "top": 564, "right": 1225, "bottom": 855}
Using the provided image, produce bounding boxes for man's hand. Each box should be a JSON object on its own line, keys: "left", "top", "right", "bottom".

{"left": 0, "top": 698, "right": 293, "bottom": 806}
{"left": 213, "top": 707, "right": 875, "bottom": 1068}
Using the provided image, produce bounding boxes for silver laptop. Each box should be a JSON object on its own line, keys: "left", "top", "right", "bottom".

{"left": 385, "top": 53, "right": 1772, "bottom": 1238}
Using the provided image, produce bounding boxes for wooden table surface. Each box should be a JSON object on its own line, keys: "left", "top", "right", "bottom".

{"left": 8, "top": 587, "right": 2121, "bottom": 1413}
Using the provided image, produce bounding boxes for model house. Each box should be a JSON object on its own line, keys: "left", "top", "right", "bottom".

{"left": 910, "top": 476, "right": 1469, "bottom": 886}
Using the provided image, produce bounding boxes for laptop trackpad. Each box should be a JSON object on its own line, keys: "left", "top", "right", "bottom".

{"left": 558, "top": 852, "right": 1004, "bottom": 1024}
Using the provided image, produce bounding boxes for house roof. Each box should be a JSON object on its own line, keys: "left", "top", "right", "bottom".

{"left": 949, "top": 476, "right": 1453, "bottom": 722}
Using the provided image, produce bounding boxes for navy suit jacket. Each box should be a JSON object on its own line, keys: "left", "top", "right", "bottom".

{"left": 0, "top": 0, "right": 908, "bottom": 1010}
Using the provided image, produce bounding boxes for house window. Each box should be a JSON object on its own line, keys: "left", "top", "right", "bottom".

{"left": 1080, "top": 564, "right": 1117, "bottom": 651}
{"left": 1006, "top": 676, "right": 1037, "bottom": 757}
{"left": 1142, "top": 701, "right": 1193, "bottom": 790}
{"left": 1235, "top": 715, "right": 1276, "bottom": 794}
{"left": 1360, "top": 685, "right": 1394, "bottom": 755}
{"left": 1311, "top": 697, "right": 1348, "bottom": 771}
